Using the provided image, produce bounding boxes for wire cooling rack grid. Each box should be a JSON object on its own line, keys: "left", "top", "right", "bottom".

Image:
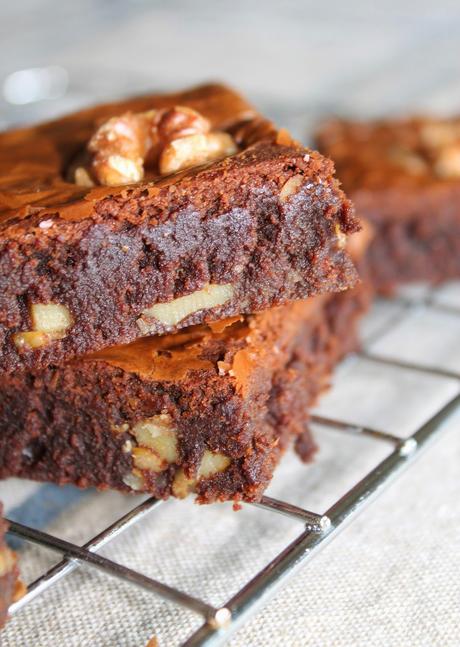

{"left": 6, "top": 285, "right": 460, "bottom": 647}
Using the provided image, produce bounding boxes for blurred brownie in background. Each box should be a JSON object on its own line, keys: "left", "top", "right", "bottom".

{"left": 316, "top": 117, "right": 460, "bottom": 292}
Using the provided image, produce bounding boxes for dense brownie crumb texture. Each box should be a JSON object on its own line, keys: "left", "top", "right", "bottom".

{"left": 0, "top": 83, "right": 360, "bottom": 373}
{"left": 316, "top": 117, "right": 460, "bottom": 291}
{"left": 0, "top": 504, "right": 22, "bottom": 629}
{"left": 0, "top": 284, "right": 368, "bottom": 504}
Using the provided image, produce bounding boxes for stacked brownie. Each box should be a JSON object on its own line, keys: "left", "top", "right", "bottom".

{"left": 316, "top": 116, "right": 460, "bottom": 292}
{"left": 0, "top": 83, "right": 365, "bottom": 503}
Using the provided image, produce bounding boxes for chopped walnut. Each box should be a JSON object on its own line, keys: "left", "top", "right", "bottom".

{"left": 30, "top": 303, "right": 73, "bottom": 334}
{"left": 74, "top": 166, "right": 95, "bottom": 187}
{"left": 132, "top": 414, "right": 178, "bottom": 464}
{"left": 13, "top": 331, "right": 55, "bottom": 350}
{"left": 13, "top": 303, "right": 73, "bottom": 351}
{"left": 137, "top": 283, "right": 234, "bottom": 331}
{"left": 122, "top": 414, "right": 179, "bottom": 489}
{"left": 197, "top": 450, "right": 231, "bottom": 478}
{"left": 172, "top": 468, "right": 196, "bottom": 499}
{"left": 171, "top": 450, "right": 231, "bottom": 499}
{"left": 121, "top": 412, "right": 231, "bottom": 497}
{"left": 132, "top": 447, "right": 165, "bottom": 472}
{"left": 122, "top": 470, "right": 145, "bottom": 491}
{"left": 87, "top": 110, "right": 156, "bottom": 186}
{"left": 279, "top": 175, "right": 304, "bottom": 201}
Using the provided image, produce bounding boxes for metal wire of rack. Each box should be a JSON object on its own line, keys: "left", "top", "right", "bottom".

{"left": 5, "top": 286, "right": 460, "bottom": 647}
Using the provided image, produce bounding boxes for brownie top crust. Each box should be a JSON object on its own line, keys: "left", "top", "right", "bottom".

{"left": 316, "top": 116, "right": 460, "bottom": 191}
{"left": 0, "top": 83, "right": 273, "bottom": 224}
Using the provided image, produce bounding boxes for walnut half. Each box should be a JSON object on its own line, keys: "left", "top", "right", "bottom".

{"left": 159, "top": 132, "right": 237, "bottom": 175}
{"left": 75, "top": 105, "right": 238, "bottom": 187}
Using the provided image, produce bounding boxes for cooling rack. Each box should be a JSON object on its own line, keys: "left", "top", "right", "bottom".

{"left": 5, "top": 285, "right": 460, "bottom": 647}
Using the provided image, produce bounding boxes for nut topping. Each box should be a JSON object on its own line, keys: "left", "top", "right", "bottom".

{"left": 80, "top": 105, "right": 237, "bottom": 186}
{"left": 388, "top": 148, "right": 427, "bottom": 175}
{"left": 420, "top": 122, "right": 460, "bottom": 148}
{"left": 156, "top": 106, "right": 210, "bottom": 144}
{"left": 417, "top": 122, "right": 460, "bottom": 178}
{"left": 159, "top": 132, "right": 237, "bottom": 175}
{"left": 87, "top": 110, "right": 156, "bottom": 186}
{"left": 74, "top": 166, "right": 95, "bottom": 187}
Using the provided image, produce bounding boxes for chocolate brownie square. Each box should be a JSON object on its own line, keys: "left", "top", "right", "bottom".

{"left": 316, "top": 116, "right": 460, "bottom": 292}
{"left": 0, "top": 83, "right": 360, "bottom": 373}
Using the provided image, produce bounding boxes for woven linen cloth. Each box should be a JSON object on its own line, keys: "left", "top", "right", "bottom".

{"left": 1, "top": 287, "right": 460, "bottom": 647}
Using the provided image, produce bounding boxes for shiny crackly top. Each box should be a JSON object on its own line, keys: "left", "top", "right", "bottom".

{"left": 316, "top": 116, "right": 460, "bottom": 191}
{"left": 0, "top": 83, "right": 280, "bottom": 225}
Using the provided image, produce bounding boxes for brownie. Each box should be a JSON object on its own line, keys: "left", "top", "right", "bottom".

{"left": 316, "top": 116, "right": 460, "bottom": 292}
{"left": 0, "top": 282, "right": 367, "bottom": 504}
{"left": 0, "top": 83, "right": 360, "bottom": 374}
{"left": 0, "top": 504, "right": 20, "bottom": 629}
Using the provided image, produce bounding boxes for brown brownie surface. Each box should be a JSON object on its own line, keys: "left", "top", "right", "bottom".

{"left": 316, "top": 117, "right": 460, "bottom": 291}
{"left": 0, "top": 285, "right": 367, "bottom": 504}
{"left": 0, "top": 83, "right": 359, "bottom": 373}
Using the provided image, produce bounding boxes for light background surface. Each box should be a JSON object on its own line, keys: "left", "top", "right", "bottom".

{"left": 1, "top": 3, "right": 460, "bottom": 646}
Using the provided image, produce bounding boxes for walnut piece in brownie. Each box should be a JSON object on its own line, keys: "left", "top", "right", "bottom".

{"left": 0, "top": 285, "right": 369, "bottom": 504}
{"left": 0, "top": 83, "right": 360, "bottom": 374}
{"left": 316, "top": 116, "right": 460, "bottom": 292}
